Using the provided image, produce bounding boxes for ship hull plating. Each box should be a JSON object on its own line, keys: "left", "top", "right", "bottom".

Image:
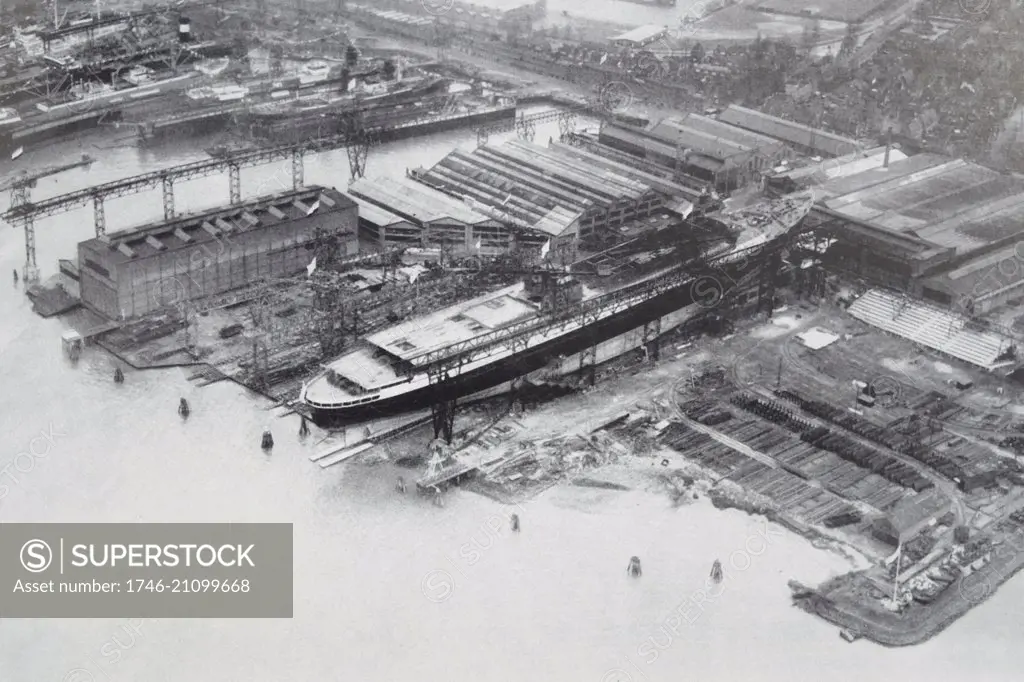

{"left": 308, "top": 261, "right": 754, "bottom": 428}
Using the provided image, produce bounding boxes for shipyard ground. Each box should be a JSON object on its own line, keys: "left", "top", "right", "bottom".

{"left": 27, "top": 8, "right": 1024, "bottom": 645}
{"left": 345, "top": 285, "right": 1024, "bottom": 647}
{"left": 57, "top": 232, "right": 1024, "bottom": 646}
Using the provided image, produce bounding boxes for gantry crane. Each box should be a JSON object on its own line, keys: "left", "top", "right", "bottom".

{"left": 2, "top": 154, "right": 95, "bottom": 284}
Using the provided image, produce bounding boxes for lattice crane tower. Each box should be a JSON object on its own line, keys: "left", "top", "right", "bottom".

{"left": 1, "top": 154, "right": 95, "bottom": 285}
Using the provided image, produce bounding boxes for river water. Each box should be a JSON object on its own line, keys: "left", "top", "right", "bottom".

{"left": 0, "top": 117, "right": 1021, "bottom": 682}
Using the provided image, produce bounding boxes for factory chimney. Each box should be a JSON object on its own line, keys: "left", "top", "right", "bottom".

{"left": 178, "top": 16, "right": 192, "bottom": 43}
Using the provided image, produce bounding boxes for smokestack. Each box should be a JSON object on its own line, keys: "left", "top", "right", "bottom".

{"left": 883, "top": 128, "right": 891, "bottom": 169}
{"left": 178, "top": 17, "right": 191, "bottom": 43}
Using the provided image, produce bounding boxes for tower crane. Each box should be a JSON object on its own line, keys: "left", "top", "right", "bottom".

{"left": 2, "top": 154, "right": 95, "bottom": 284}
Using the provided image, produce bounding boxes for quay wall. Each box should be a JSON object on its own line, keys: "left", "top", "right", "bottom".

{"left": 804, "top": 525, "right": 1024, "bottom": 647}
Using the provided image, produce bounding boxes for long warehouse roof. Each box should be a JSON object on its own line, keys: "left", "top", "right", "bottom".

{"left": 352, "top": 196, "right": 414, "bottom": 228}
{"left": 814, "top": 153, "right": 1024, "bottom": 256}
{"left": 719, "top": 104, "right": 860, "bottom": 157}
{"left": 545, "top": 140, "right": 696, "bottom": 205}
{"left": 348, "top": 175, "right": 498, "bottom": 226}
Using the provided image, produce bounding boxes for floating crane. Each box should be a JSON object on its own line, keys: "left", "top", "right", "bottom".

{"left": 2, "top": 153, "right": 95, "bottom": 285}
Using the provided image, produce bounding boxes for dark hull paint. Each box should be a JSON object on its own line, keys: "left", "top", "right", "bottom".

{"left": 309, "top": 258, "right": 756, "bottom": 427}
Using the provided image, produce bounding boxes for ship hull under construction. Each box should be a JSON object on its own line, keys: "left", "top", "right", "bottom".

{"left": 305, "top": 256, "right": 761, "bottom": 428}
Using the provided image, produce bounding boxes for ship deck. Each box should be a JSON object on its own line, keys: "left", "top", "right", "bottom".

{"left": 365, "top": 283, "right": 539, "bottom": 364}
{"left": 305, "top": 282, "right": 541, "bottom": 404}
{"left": 329, "top": 347, "right": 403, "bottom": 389}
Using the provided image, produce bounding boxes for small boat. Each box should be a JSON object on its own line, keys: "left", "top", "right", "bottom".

{"left": 710, "top": 559, "right": 723, "bottom": 583}
{"left": 11, "top": 146, "right": 23, "bottom": 159}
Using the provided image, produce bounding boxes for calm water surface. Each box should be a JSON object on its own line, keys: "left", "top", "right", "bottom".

{"left": 0, "top": 120, "right": 1020, "bottom": 682}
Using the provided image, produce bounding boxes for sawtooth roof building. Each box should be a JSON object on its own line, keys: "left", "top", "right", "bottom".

{"left": 410, "top": 138, "right": 694, "bottom": 260}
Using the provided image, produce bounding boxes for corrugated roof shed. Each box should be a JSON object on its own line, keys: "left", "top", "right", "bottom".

{"left": 600, "top": 124, "right": 684, "bottom": 162}
{"left": 497, "top": 140, "right": 650, "bottom": 201}
{"left": 348, "top": 175, "right": 496, "bottom": 226}
{"left": 912, "top": 190, "right": 1024, "bottom": 255}
{"left": 650, "top": 118, "right": 754, "bottom": 161}
{"left": 813, "top": 153, "right": 944, "bottom": 203}
{"left": 418, "top": 160, "right": 578, "bottom": 234}
{"left": 925, "top": 242, "right": 1024, "bottom": 298}
{"left": 414, "top": 139, "right": 666, "bottom": 238}
{"left": 352, "top": 196, "right": 412, "bottom": 228}
{"left": 533, "top": 206, "right": 580, "bottom": 237}
{"left": 546, "top": 141, "right": 696, "bottom": 205}
{"left": 676, "top": 113, "right": 788, "bottom": 152}
{"left": 816, "top": 153, "right": 1024, "bottom": 256}
{"left": 450, "top": 146, "right": 602, "bottom": 210}
{"left": 719, "top": 104, "right": 860, "bottom": 157}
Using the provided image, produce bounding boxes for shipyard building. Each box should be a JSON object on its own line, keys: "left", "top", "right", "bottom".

{"left": 808, "top": 153, "right": 1024, "bottom": 303}
{"left": 351, "top": 138, "right": 694, "bottom": 263}
{"left": 348, "top": 175, "right": 529, "bottom": 256}
{"left": 717, "top": 105, "right": 862, "bottom": 158}
{"left": 410, "top": 139, "right": 693, "bottom": 257}
{"left": 790, "top": 151, "right": 1024, "bottom": 371}
{"left": 600, "top": 113, "right": 796, "bottom": 191}
{"left": 78, "top": 186, "right": 357, "bottom": 320}
{"left": 871, "top": 489, "right": 953, "bottom": 547}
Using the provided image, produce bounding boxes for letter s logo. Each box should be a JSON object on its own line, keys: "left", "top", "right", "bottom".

{"left": 20, "top": 539, "right": 52, "bottom": 573}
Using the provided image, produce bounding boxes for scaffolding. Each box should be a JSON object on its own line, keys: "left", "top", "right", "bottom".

{"left": 428, "top": 360, "right": 463, "bottom": 444}
{"left": 475, "top": 106, "right": 589, "bottom": 149}
{"left": 0, "top": 154, "right": 95, "bottom": 284}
